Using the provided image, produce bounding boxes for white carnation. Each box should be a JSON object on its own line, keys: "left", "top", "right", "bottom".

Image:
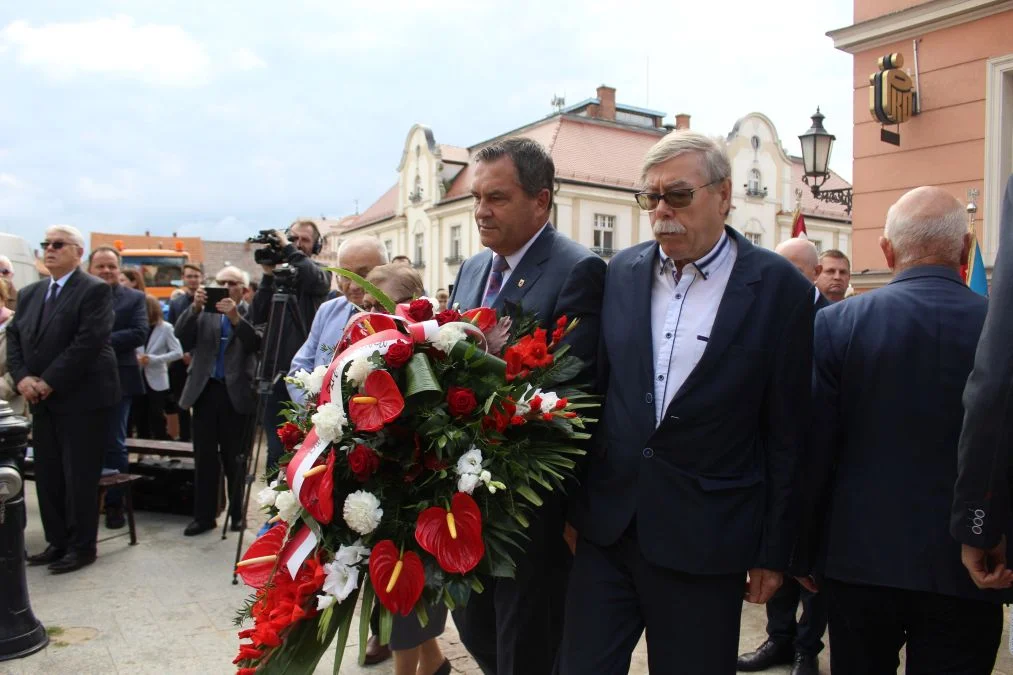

{"left": 322, "top": 559, "right": 361, "bottom": 603}
{"left": 256, "top": 481, "right": 279, "bottom": 511}
{"left": 312, "top": 402, "right": 347, "bottom": 443}
{"left": 304, "top": 365, "right": 328, "bottom": 396}
{"left": 345, "top": 356, "right": 376, "bottom": 386}
{"left": 456, "top": 448, "right": 483, "bottom": 476}
{"left": 274, "top": 490, "right": 300, "bottom": 523}
{"left": 343, "top": 490, "right": 383, "bottom": 535}
{"left": 432, "top": 324, "right": 466, "bottom": 354}
{"left": 538, "top": 392, "right": 560, "bottom": 414}
{"left": 457, "top": 473, "right": 480, "bottom": 495}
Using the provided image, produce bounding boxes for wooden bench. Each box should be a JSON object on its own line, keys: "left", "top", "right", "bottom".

{"left": 125, "top": 437, "right": 193, "bottom": 459}
{"left": 97, "top": 473, "right": 143, "bottom": 546}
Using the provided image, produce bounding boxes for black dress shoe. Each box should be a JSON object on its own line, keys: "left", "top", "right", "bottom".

{"left": 27, "top": 545, "right": 66, "bottom": 566}
{"left": 105, "top": 507, "right": 126, "bottom": 530}
{"left": 737, "top": 639, "right": 794, "bottom": 671}
{"left": 184, "top": 520, "right": 216, "bottom": 536}
{"left": 48, "top": 550, "right": 97, "bottom": 574}
{"left": 790, "top": 652, "right": 819, "bottom": 675}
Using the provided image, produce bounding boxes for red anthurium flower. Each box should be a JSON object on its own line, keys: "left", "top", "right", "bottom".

{"left": 236, "top": 523, "right": 289, "bottom": 588}
{"left": 301, "top": 450, "right": 336, "bottom": 524}
{"left": 341, "top": 314, "right": 399, "bottom": 352}
{"left": 369, "top": 540, "right": 425, "bottom": 616}
{"left": 349, "top": 370, "right": 405, "bottom": 432}
{"left": 415, "top": 492, "right": 485, "bottom": 574}
{"left": 462, "top": 307, "right": 498, "bottom": 333}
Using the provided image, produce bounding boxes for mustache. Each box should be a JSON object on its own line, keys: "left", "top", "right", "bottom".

{"left": 653, "top": 219, "right": 687, "bottom": 235}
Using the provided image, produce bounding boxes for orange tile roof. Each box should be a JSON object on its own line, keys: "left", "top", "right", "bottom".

{"left": 438, "top": 144, "right": 469, "bottom": 164}
{"left": 789, "top": 159, "right": 852, "bottom": 222}
{"left": 346, "top": 183, "right": 399, "bottom": 229}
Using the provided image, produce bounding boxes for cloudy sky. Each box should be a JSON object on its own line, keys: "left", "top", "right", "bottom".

{"left": 0, "top": 1, "right": 854, "bottom": 249}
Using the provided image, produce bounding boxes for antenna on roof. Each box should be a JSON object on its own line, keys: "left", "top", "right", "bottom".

{"left": 551, "top": 94, "right": 566, "bottom": 114}
{"left": 354, "top": 199, "right": 359, "bottom": 215}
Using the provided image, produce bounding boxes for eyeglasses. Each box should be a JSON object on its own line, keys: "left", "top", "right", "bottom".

{"left": 40, "top": 240, "right": 71, "bottom": 251}
{"left": 635, "top": 180, "right": 721, "bottom": 211}
{"left": 361, "top": 296, "right": 413, "bottom": 313}
{"left": 216, "top": 279, "right": 242, "bottom": 287}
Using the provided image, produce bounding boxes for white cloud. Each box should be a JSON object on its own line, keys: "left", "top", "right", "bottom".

{"left": 0, "top": 173, "right": 29, "bottom": 191}
{"left": 231, "top": 47, "right": 266, "bottom": 71}
{"left": 0, "top": 16, "right": 210, "bottom": 86}
{"left": 76, "top": 171, "right": 137, "bottom": 202}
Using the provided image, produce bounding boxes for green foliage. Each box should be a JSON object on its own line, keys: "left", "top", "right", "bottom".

{"left": 327, "top": 268, "right": 396, "bottom": 313}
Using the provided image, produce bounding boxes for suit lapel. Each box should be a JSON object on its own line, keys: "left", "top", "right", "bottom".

{"left": 670, "top": 232, "right": 759, "bottom": 405}
{"left": 36, "top": 269, "right": 82, "bottom": 338}
{"left": 631, "top": 243, "right": 657, "bottom": 392}
{"left": 464, "top": 252, "right": 491, "bottom": 311}
{"left": 495, "top": 227, "right": 554, "bottom": 313}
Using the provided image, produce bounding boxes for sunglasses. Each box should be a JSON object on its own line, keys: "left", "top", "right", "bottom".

{"left": 40, "top": 240, "right": 72, "bottom": 251}
{"left": 635, "top": 180, "right": 720, "bottom": 211}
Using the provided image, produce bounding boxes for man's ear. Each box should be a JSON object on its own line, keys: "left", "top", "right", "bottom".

{"left": 813, "top": 264, "right": 823, "bottom": 282}
{"left": 879, "top": 236, "right": 896, "bottom": 270}
{"left": 960, "top": 232, "right": 972, "bottom": 266}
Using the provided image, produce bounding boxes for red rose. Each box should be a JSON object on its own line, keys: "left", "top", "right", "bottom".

{"left": 447, "top": 386, "right": 478, "bottom": 417}
{"left": 276, "top": 422, "right": 305, "bottom": 451}
{"left": 435, "top": 309, "right": 461, "bottom": 325}
{"left": 347, "top": 444, "right": 380, "bottom": 482}
{"left": 407, "top": 299, "right": 434, "bottom": 322}
{"left": 384, "top": 341, "right": 414, "bottom": 368}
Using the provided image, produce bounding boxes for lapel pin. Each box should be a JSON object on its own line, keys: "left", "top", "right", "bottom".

{"left": 517, "top": 279, "right": 525, "bottom": 288}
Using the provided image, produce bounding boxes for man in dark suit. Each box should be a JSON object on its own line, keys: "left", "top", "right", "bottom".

{"left": 952, "top": 174, "right": 1013, "bottom": 593}
{"left": 449, "top": 137, "right": 607, "bottom": 675}
{"left": 168, "top": 263, "right": 204, "bottom": 442}
{"left": 176, "top": 266, "right": 260, "bottom": 536}
{"left": 801, "top": 186, "right": 1002, "bottom": 673}
{"left": 7, "top": 225, "right": 120, "bottom": 573}
{"left": 88, "top": 246, "right": 147, "bottom": 530}
{"left": 738, "top": 235, "right": 827, "bottom": 675}
{"left": 560, "top": 130, "right": 814, "bottom": 674}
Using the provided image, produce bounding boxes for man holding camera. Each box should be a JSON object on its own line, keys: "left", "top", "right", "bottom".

{"left": 250, "top": 220, "right": 331, "bottom": 470}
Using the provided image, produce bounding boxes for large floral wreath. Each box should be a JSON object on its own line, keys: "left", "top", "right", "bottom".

{"left": 232, "top": 272, "right": 596, "bottom": 673}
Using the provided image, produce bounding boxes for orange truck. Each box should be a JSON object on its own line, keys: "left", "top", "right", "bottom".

{"left": 90, "top": 233, "right": 205, "bottom": 311}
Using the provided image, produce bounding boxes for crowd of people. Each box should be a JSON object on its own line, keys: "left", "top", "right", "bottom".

{"left": 2, "top": 128, "right": 1012, "bottom": 674}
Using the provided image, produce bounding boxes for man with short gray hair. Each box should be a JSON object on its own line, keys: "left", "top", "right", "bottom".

{"left": 796, "top": 186, "right": 1002, "bottom": 673}
{"left": 561, "top": 130, "right": 814, "bottom": 672}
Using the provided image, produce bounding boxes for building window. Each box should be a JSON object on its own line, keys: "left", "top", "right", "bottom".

{"left": 384, "top": 239, "right": 393, "bottom": 262}
{"left": 745, "top": 232, "right": 762, "bottom": 246}
{"left": 445, "top": 225, "right": 463, "bottom": 264}
{"left": 811, "top": 239, "right": 824, "bottom": 253}
{"left": 746, "top": 169, "right": 763, "bottom": 197}
{"left": 593, "top": 213, "right": 615, "bottom": 256}
{"left": 414, "top": 233, "right": 425, "bottom": 267}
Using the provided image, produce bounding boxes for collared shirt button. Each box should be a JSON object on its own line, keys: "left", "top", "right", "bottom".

{"left": 675, "top": 293, "right": 682, "bottom": 299}
{"left": 665, "top": 332, "right": 672, "bottom": 339}
{"left": 657, "top": 374, "right": 664, "bottom": 381}
{"left": 645, "top": 393, "right": 653, "bottom": 404}
{"left": 643, "top": 448, "right": 654, "bottom": 458}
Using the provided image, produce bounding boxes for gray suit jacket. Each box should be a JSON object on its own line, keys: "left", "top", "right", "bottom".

{"left": 175, "top": 301, "right": 260, "bottom": 414}
{"left": 952, "top": 174, "right": 1013, "bottom": 555}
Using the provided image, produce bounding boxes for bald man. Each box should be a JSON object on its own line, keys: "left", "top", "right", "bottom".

{"left": 796, "top": 187, "right": 1003, "bottom": 673}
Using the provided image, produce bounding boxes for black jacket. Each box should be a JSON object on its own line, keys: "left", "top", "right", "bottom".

{"left": 110, "top": 284, "right": 148, "bottom": 397}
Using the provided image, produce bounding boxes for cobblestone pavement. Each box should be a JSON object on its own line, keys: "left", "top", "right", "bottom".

{"left": 3, "top": 484, "right": 1012, "bottom": 674}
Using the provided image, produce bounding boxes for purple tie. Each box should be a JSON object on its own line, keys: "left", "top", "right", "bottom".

{"left": 482, "top": 254, "right": 510, "bottom": 306}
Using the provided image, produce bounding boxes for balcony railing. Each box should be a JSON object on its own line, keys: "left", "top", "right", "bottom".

{"left": 591, "top": 247, "right": 616, "bottom": 258}
{"left": 444, "top": 254, "right": 464, "bottom": 265}
{"left": 412, "top": 261, "right": 425, "bottom": 269}
{"left": 744, "top": 185, "right": 768, "bottom": 198}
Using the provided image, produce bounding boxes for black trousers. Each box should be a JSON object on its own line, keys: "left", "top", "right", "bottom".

{"left": 453, "top": 498, "right": 571, "bottom": 675}
{"left": 168, "top": 360, "right": 191, "bottom": 441}
{"left": 32, "top": 405, "right": 112, "bottom": 554}
{"left": 191, "top": 380, "right": 250, "bottom": 525}
{"left": 765, "top": 576, "right": 828, "bottom": 656}
{"left": 132, "top": 389, "right": 170, "bottom": 440}
{"left": 825, "top": 578, "right": 1003, "bottom": 675}
{"left": 559, "top": 528, "right": 743, "bottom": 675}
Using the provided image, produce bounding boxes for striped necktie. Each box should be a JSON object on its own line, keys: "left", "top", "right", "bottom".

{"left": 482, "top": 254, "right": 510, "bottom": 307}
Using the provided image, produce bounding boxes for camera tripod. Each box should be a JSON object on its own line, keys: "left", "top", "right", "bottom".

{"left": 228, "top": 280, "right": 308, "bottom": 584}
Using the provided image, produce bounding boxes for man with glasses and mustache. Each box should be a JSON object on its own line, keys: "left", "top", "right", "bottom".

{"left": 175, "top": 266, "right": 260, "bottom": 537}
{"left": 7, "top": 225, "right": 120, "bottom": 574}
{"left": 560, "top": 130, "right": 814, "bottom": 673}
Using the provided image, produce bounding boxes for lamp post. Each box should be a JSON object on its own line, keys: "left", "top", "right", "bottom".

{"left": 799, "top": 108, "right": 853, "bottom": 215}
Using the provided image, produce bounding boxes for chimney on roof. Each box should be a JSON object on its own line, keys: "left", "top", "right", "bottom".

{"left": 144, "top": 230, "right": 150, "bottom": 236}
{"left": 596, "top": 85, "right": 616, "bottom": 122}
{"left": 675, "top": 113, "right": 691, "bottom": 130}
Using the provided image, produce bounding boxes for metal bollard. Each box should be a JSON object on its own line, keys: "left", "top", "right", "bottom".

{"left": 0, "top": 399, "right": 47, "bottom": 661}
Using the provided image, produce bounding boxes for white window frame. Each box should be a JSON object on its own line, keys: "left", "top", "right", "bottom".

{"left": 984, "top": 53, "right": 1013, "bottom": 265}
{"left": 450, "top": 225, "right": 462, "bottom": 260}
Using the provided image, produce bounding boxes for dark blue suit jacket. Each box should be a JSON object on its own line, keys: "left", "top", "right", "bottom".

{"left": 111, "top": 284, "right": 148, "bottom": 397}
{"left": 168, "top": 291, "right": 194, "bottom": 325}
{"left": 806, "top": 265, "right": 1000, "bottom": 602}
{"left": 572, "top": 227, "right": 815, "bottom": 575}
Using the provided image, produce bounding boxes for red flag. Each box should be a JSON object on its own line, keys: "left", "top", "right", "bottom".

{"left": 791, "top": 210, "right": 807, "bottom": 238}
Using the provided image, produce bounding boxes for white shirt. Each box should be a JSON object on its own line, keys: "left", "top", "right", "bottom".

{"left": 482, "top": 222, "right": 550, "bottom": 300}
{"left": 651, "top": 232, "right": 737, "bottom": 426}
{"left": 47, "top": 269, "right": 75, "bottom": 299}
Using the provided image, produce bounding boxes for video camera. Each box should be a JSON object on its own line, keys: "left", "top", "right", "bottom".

{"left": 247, "top": 229, "right": 287, "bottom": 266}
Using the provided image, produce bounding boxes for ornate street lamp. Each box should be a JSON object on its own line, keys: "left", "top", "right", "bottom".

{"left": 799, "top": 108, "right": 853, "bottom": 215}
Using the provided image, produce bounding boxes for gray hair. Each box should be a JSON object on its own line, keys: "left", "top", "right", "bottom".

{"left": 884, "top": 187, "right": 967, "bottom": 265}
{"left": 216, "top": 265, "right": 247, "bottom": 287}
{"left": 45, "top": 224, "right": 85, "bottom": 249}
{"left": 475, "top": 137, "right": 555, "bottom": 209}
{"left": 0, "top": 255, "right": 12, "bottom": 269}
{"left": 338, "top": 236, "right": 389, "bottom": 266}
{"left": 641, "top": 130, "right": 731, "bottom": 185}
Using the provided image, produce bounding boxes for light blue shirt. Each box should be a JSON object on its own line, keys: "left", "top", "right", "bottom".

{"left": 286, "top": 296, "right": 355, "bottom": 404}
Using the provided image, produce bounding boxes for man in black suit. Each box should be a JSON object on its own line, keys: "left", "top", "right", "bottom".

{"left": 88, "top": 246, "right": 147, "bottom": 530}
{"left": 801, "top": 186, "right": 1001, "bottom": 673}
{"left": 449, "top": 137, "right": 607, "bottom": 674}
{"left": 168, "top": 263, "right": 203, "bottom": 442}
{"left": 738, "top": 235, "right": 827, "bottom": 675}
{"left": 7, "top": 225, "right": 120, "bottom": 574}
{"left": 952, "top": 174, "right": 1013, "bottom": 592}
{"left": 560, "top": 130, "right": 814, "bottom": 674}
{"left": 176, "top": 266, "right": 260, "bottom": 536}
